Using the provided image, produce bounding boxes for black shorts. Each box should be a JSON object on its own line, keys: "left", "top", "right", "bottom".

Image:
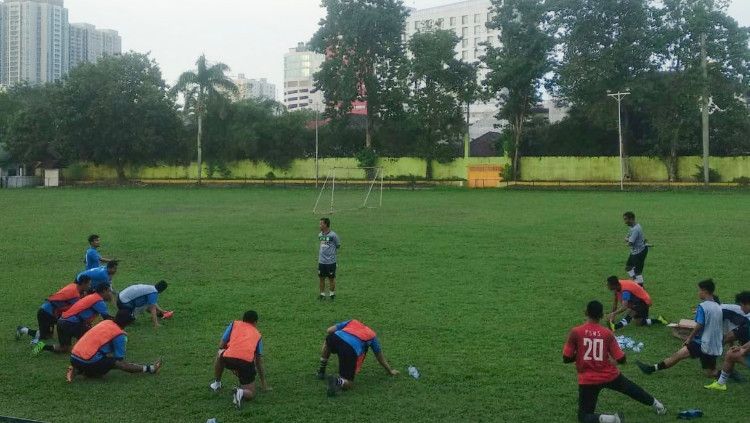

{"left": 732, "top": 325, "right": 750, "bottom": 345}
{"left": 71, "top": 357, "right": 117, "bottom": 378}
{"left": 578, "top": 374, "right": 654, "bottom": 422}
{"left": 326, "top": 333, "right": 357, "bottom": 381}
{"left": 36, "top": 309, "right": 57, "bottom": 340}
{"left": 628, "top": 298, "right": 649, "bottom": 319}
{"left": 626, "top": 247, "right": 648, "bottom": 274}
{"left": 57, "top": 320, "right": 87, "bottom": 348}
{"left": 221, "top": 355, "right": 256, "bottom": 385}
{"left": 318, "top": 263, "right": 337, "bottom": 278}
{"left": 686, "top": 341, "right": 718, "bottom": 369}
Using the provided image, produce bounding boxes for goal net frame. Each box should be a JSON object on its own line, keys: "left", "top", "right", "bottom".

{"left": 313, "top": 167, "right": 384, "bottom": 214}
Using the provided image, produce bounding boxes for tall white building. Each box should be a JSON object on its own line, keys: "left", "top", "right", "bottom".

{"left": 0, "top": 0, "right": 70, "bottom": 85}
{"left": 405, "top": 0, "right": 501, "bottom": 136}
{"left": 232, "top": 74, "right": 276, "bottom": 101}
{"left": 283, "top": 42, "right": 325, "bottom": 111}
{"left": 69, "top": 23, "right": 121, "bottom": 70}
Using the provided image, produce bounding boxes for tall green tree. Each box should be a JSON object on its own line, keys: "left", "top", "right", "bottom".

{"left": 172, "top": 55, "right": 238, "bottom": 184}
{"left": 61, "top": 53, "right": 186, "bottom": 181}
{"left": 484, "top": 0, "right": 552, "bottom": 180}
{"left": 407, "top": 29, "right": 469, "bottom": 179}
{"left": 310, "top": 0, "right": 409, "bottom": 150}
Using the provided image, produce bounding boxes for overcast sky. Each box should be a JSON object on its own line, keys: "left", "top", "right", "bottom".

{"left": 65, "top": 0, "right": 750, "bottom": 96}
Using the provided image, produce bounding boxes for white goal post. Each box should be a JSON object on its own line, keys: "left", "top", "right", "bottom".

{"left": 313, "top": 167, "right": 384, "bottom": 214}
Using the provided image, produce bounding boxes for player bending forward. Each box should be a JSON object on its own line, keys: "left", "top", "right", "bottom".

{"left": 564, "top": 300, "right": 667, "bottom": 423}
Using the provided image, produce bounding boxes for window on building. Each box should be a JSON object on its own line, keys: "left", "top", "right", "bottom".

{"left": 414, "top": 21, "right": 419, "bottom": 30}
{"left": 475, "top": 25, "right": 481, "bottom": 35}
{"left": 474, "top": 14, "right": 481, "bottom": 23}
{"left": 474, "top": 38, "right": 480, "bottom": 47}
{"left": 462, "top": 50, "right": 468, "bottom": 60}
{"left": 462, "top": 15, "right": 468, "bottom": 25}
{"left": 462, "top": 27, "right": 468, "bottom": 37}
{"left": 462, "top": 39, "right": 468, "bottom": 48}
{"left": 450, "top": 17, "right": 456, "bottom": 26}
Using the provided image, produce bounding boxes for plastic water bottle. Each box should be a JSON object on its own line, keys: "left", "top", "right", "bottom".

{"left": 206, "top": 419, "right": 217, "bottom": 423}
{"left": 677, "top": 409, "right": 703, "bottom": 420}
{"left": 407, "top": 365, "right": 420, "bottom": 379}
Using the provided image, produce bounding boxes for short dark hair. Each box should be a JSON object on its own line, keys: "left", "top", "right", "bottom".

{"left": 94, "top": 284, "right": 110, "bottom": 294}
{"left": 114, "top": 309, "right": 135, "bottom": 328}
{"left": 698, "top": 279, "right": 716, "bottom": 294}
{"left": 320, "top": 217, "right": 331, "bottom": 228}
{"left": 606, "top": 276, "right": 621, "bottom": 288}
{"left": 76, "top": 275, "right": 91, "bottom": 285}
{"left": 107, "top": 260, "right": 119, "bottom": 269}
{"left": 735, "top": 291, "right": 750, "bottom": 305}
{"left": 623, "top": 211, "right": 635, "bottom": 220}
{"left": 243, "top": 310, "right": 258, "bottom": 323}
{"left": 586, "top": 300, "right": 604, "bottom": 320}
{"left": 88, "top": 234, "right": 99, "bottom": 244}
{"left": 155, "top": 280, "right": 168, "bottom": 293}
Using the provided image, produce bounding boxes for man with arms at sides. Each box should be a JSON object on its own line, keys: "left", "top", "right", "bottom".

{"left": 564, "top": 300, "right": 667, "bottom": 423}
{"left": 33, "top": 285, "right": 114, "bottom": 355}
{"left": 605, "top": 276, "right": 667, "bottom": 331}
{"left": 316, "top": 319, "right": 398, "bottom": 396}
{"left": 117, "top": 280, "right": 172, "bottom": 328}
{"left": 85, "top": 234, "right": 113, "bottom": 270}
{"left": 318, "top": 218, "right": 341, "bottom": 300}
{"left": 17, "top": 276, "right": 91, "bottom": 344}
{"left": 209, "top": 310, "right": 270, "bottom": 409}
{"left": 623, "top": 212, "right": 648, "bottom": 286}
{"left": 67, "top": 309, "right": 162, "bottom": 382}
{"left": 636, "top": 279, "right": 723, "bottom": 377}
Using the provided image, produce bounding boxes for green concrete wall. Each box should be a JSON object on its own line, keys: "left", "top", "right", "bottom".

{"left": 519, "top": 156, "right": 750, "bottom": 182}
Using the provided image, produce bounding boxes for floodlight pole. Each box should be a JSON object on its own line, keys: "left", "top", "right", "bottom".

{"left": 608, "top": 91, "right": 630, "bottom": 191}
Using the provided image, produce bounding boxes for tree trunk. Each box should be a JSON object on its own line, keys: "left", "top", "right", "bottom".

{"left": 512, "top": 115, "right": 525, "bottom": 181}
{"left": 667, "top": 126, "right": 681, "bottom": 182}
{"left": 197, "top": 113, "right": 203, "bottom": 185}
{"left": 115, "top": 163, "right": 126, "bottom": 183}
{"left": 365, "top": 113, "right": 373, "bottom": 149}
{"left": 426, "top": 158, "right": 433, "bottom": 181}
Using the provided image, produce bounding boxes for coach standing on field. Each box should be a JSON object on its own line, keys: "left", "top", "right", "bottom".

{"left": 623, "top": 211, "right": 648, "bottom": 286}
{"left": 318, "top": 218, "right": 341, "bottom": 301}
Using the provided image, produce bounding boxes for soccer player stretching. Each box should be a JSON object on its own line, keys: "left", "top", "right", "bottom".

{"left": 564, "top": 300, "right": 666, "bottom": 423}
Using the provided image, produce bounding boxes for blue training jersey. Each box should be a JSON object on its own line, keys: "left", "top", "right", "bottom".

{"left": 76, "top": 266, "right": 111, "bottom": 290}
{"left": 85, "top": 247, "right": 101, "bottom": 270}
{"left": 72, "top": 333, "right": 127, "bottom": 364}
{"left": 221, "top": 322, "right": 263, "bottom": 356}
{"left": 334, "top": 320, "right": 382, "bottom": 356}
{"left": 59, "top": 299, "right": 110, "bottom": 324}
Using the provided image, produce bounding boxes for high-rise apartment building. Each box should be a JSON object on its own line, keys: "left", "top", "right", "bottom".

{"left": 283, "top": 42, "right": 325, "bottom": 111}
{"left": 0, "top": 0, "right": 70, "bottom": 85}
{"left": 69, "top": 23, "right": 121, "bottom": 70}
{"left": 232, "top": 74, "right": 276, "bottom": 101}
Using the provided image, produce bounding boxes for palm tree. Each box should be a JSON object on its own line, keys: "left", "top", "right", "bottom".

{"left": 172, "top": 55, "right": 237, "bottom": 184}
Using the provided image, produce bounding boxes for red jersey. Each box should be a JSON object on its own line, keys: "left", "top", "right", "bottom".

{"left": 563, "top": 322, "right": 624, "bottom": 385}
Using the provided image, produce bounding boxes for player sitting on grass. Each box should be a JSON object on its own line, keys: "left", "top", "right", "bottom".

{"left": 209, "top": 310, "right": 270, "bottom": 409}
{"left": 76, "top": 260, "right": 118, "bottom": 294}
{"left": 316, "top": 319, "right": 398, "bottom": 397}
{"left": 116, "top": 281, "right": 172, "bottom": 328}
{"left": 16, "top": 276, "right": 91, "bottom": 344}
{"left": 605, "top": 276, "right": 667, "bottom": 331}
{"left": 564, "top": 300, "right": 667, "bottom": 423}
{"left": 66, "top": 309, "right": 162, "bottom": 382}
{"left": 33, "top": 285, "right": 113, "bottom": 355}
{"left": 85, "top": 234, "right": 113, "bottom": 270}
{"left": 720, "top": 291, "right": 750, "bottom": 347}
{"left": 636, "top": 279, "right": 723, "bottom": 377}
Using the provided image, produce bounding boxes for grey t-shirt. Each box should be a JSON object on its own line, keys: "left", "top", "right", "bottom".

{"left": 627, "top": 224, "right": 646, "bottom": 255}
{"left": 318, "top": 230, "right": 340, "bottom": 264}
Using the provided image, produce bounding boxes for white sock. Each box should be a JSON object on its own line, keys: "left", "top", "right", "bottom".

{"left": 635, "top": 275, "right": 644, "bottom": 284}
{"left": 718, "top": 371, "right": 730, "bottom": 385}
{"left": 619, "top": 318, "right": 629, "bottom": 327}
{"left": 645, "top": 318, "right": 652, "bottom": 325}
{"left": 653, "top": 399, "right": 664, "bottom": 410}
{"left": 627, "top": 269, "right": 636, "bottom": 278}
{"left": 329, "top": 291, "right": 335, "bottom": 296}
{"left": 599, "top": 414, "right": 620, "bottom": 423}
{"left": 19, "top": 327, "right": 29, "bottom": 335}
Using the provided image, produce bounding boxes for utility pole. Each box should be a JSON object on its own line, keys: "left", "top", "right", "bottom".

{"left": 701, "top": 33, "right": 710, "bottom": 185}
{"left": 607, "top": 91, "right": 630, "bottom": 191}
{"left": 315, "top": 107, "right": 320, "bottom": 188}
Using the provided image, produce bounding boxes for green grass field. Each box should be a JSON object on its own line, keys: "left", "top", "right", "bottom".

{"left": 2, "top": 187, "right": 749, "bottom": 422}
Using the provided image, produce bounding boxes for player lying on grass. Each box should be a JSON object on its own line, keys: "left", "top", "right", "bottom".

{"left": 209, "top": 310, "right": 269, "bottom": 409}
{"left": 605, "top": 276, "right": 667, "bottom": 331}
{"left": 564, "top": 300, "right": 667, "bottom": 423}
{"left": 116, "top": 281, "right": 172, "bottom": 328}
{"left": 33, "top": 285, "right": 113, "bottom": 355}
{"left": 316, "top": 319, "right": 398, "bottom": 397}
{"left": 67, "top": 310, "right": 162, "bottom": 382}
{"left": 85, "top": 234, "right": 114, "bottom": 270}
{"left": 636, "top": 279, "right": 723, "bottom": 377}
{"left": 16, "top": 276, "right": 91, "bottom": 344}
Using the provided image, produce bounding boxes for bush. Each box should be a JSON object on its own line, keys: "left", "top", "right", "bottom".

{"left": 693, "top": 165, "right": 721, "bottom": 183}
{"left": 733, "top": 176, "right": 750, "bottom": 186}
{"left": 355, "top": 147, "right": 378, "bottom": 168}
{"left": 265, "top": 171, "right": 276, "bottom": 180}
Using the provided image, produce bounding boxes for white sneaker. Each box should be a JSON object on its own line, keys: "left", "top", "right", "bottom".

{"left": 209, "top": 380, "right": 221, "bottom": 392}
{"left": 232, "top": 388, "right": 243, "bottom": 409}
{"left": 654, "top": 400, "right": 667, "bottom": 415}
